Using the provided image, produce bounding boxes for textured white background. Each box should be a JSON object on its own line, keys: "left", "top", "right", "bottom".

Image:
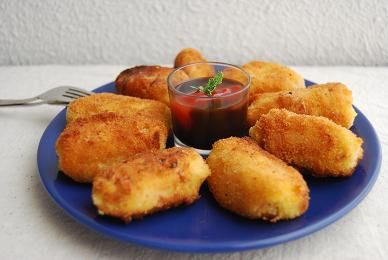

{"left": 1, "top": 0, "right": 388, "bottom": 65}
{"left": 0, "top": 66, "right": 386, "bottom": 259}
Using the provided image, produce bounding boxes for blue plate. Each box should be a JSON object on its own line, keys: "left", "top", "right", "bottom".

{"left": 37, "top": 80, "right": 382, "bottom": 253}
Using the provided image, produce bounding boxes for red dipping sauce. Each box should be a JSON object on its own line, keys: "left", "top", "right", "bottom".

{"left": 170, "top": 77, "right": 249, "bottom": 150}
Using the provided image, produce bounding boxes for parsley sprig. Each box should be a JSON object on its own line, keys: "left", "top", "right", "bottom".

{"left": 191, "top": 72, "right": 223, "bottom": 96}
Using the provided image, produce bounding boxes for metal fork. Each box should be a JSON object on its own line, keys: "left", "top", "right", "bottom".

{"left": 0, "top": 86, "right": 94, "bottom": 106}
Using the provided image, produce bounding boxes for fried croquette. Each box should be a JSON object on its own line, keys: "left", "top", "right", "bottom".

{"left": 115, "top": 65, "right": 189, "bottom": 105}
{"left": 56, "top": 113, "right": 168, "bottom": 183}
{"left": 207, "top": 137, "right": 309, "bottom": 222}
{"left": 174, "top": 48, "right": 214, "bottom": 78}
{"left": 249, "top": 109, "right": 363, "bottom": 177}
{"left": 248, "top": 82, "right": 357, "bottom": 128}
{"left": 92, "top": 147, "right": 211, "bottom": 222}
{"left": 66, "top": 93, "right": 171, "bottom": 130}
{"left": 225, "top": 61, "right": 305, "bottom": 101}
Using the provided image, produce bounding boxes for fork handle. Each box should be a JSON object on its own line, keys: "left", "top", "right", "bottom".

{"left": 0, "top": 97, "right": 41, "bottom": 106}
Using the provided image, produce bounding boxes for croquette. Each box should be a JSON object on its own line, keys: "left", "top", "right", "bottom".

{"left": 66, "top": 93, "right": 171, "bottom": 130}
{"left": 92, "top": 147, "right": 211, "bottom": 222}
{"left": 56, "top": 113, "right": 168, "bottom": 183}
{"left": 115, "top": 65, "right": 188, "bottom": 105}
{"left": 207, "top": 137, "right": 309, "bottom": 222}
{"left": 174, "top": 48, "right": 214, "bottom": 78}
{"left": 248, "top": 82, "right": 356, "bottom": 128}
{"left": 249, "top": 109, "right": 363, "bottom": 177}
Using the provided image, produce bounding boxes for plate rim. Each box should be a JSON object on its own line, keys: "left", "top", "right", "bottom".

{"left": 36, "top": 81, "right": 382, "bottom": 253}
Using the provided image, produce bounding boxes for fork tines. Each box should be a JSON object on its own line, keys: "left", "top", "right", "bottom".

{"left": 68, "top": 88, "right": 93, "bottom": 96}
{"left": 63, "top": 88, "right": 92, "bottom": 99}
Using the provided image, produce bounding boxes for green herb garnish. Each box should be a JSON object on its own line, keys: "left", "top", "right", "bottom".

{"left": 191, "top": 72, "right": 223, "bottom": 96}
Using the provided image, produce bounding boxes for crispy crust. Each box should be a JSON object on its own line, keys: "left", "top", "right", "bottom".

{"left": 174, "top": 48, "right": 214, "bottom": 78}
{"left": 115, "top": 65, "right": 188, "bottom": 105}
{"left": 207, "top": 137, "right": 309, "bottom": 222}
{"left": 227, "top": 61, "right": 304, "bottom": 102}
{"left": 66, "top": 93, "right": 171, "bottom": 130}
{"left": 247, "top": 82, "right": 357, "bottom": 128}
{"left": 249, "top": 109, "right": 364, "bottom": 177}
{"left": 92, "top": 147, "right": 211, "bottom": 222}
{"left": 56, "top": 113, "right": 168, "bottom": 183}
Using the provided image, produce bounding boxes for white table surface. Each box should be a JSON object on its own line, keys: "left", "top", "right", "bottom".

{"left": 0, "top": 66, "right": 386, "bottom": 260}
